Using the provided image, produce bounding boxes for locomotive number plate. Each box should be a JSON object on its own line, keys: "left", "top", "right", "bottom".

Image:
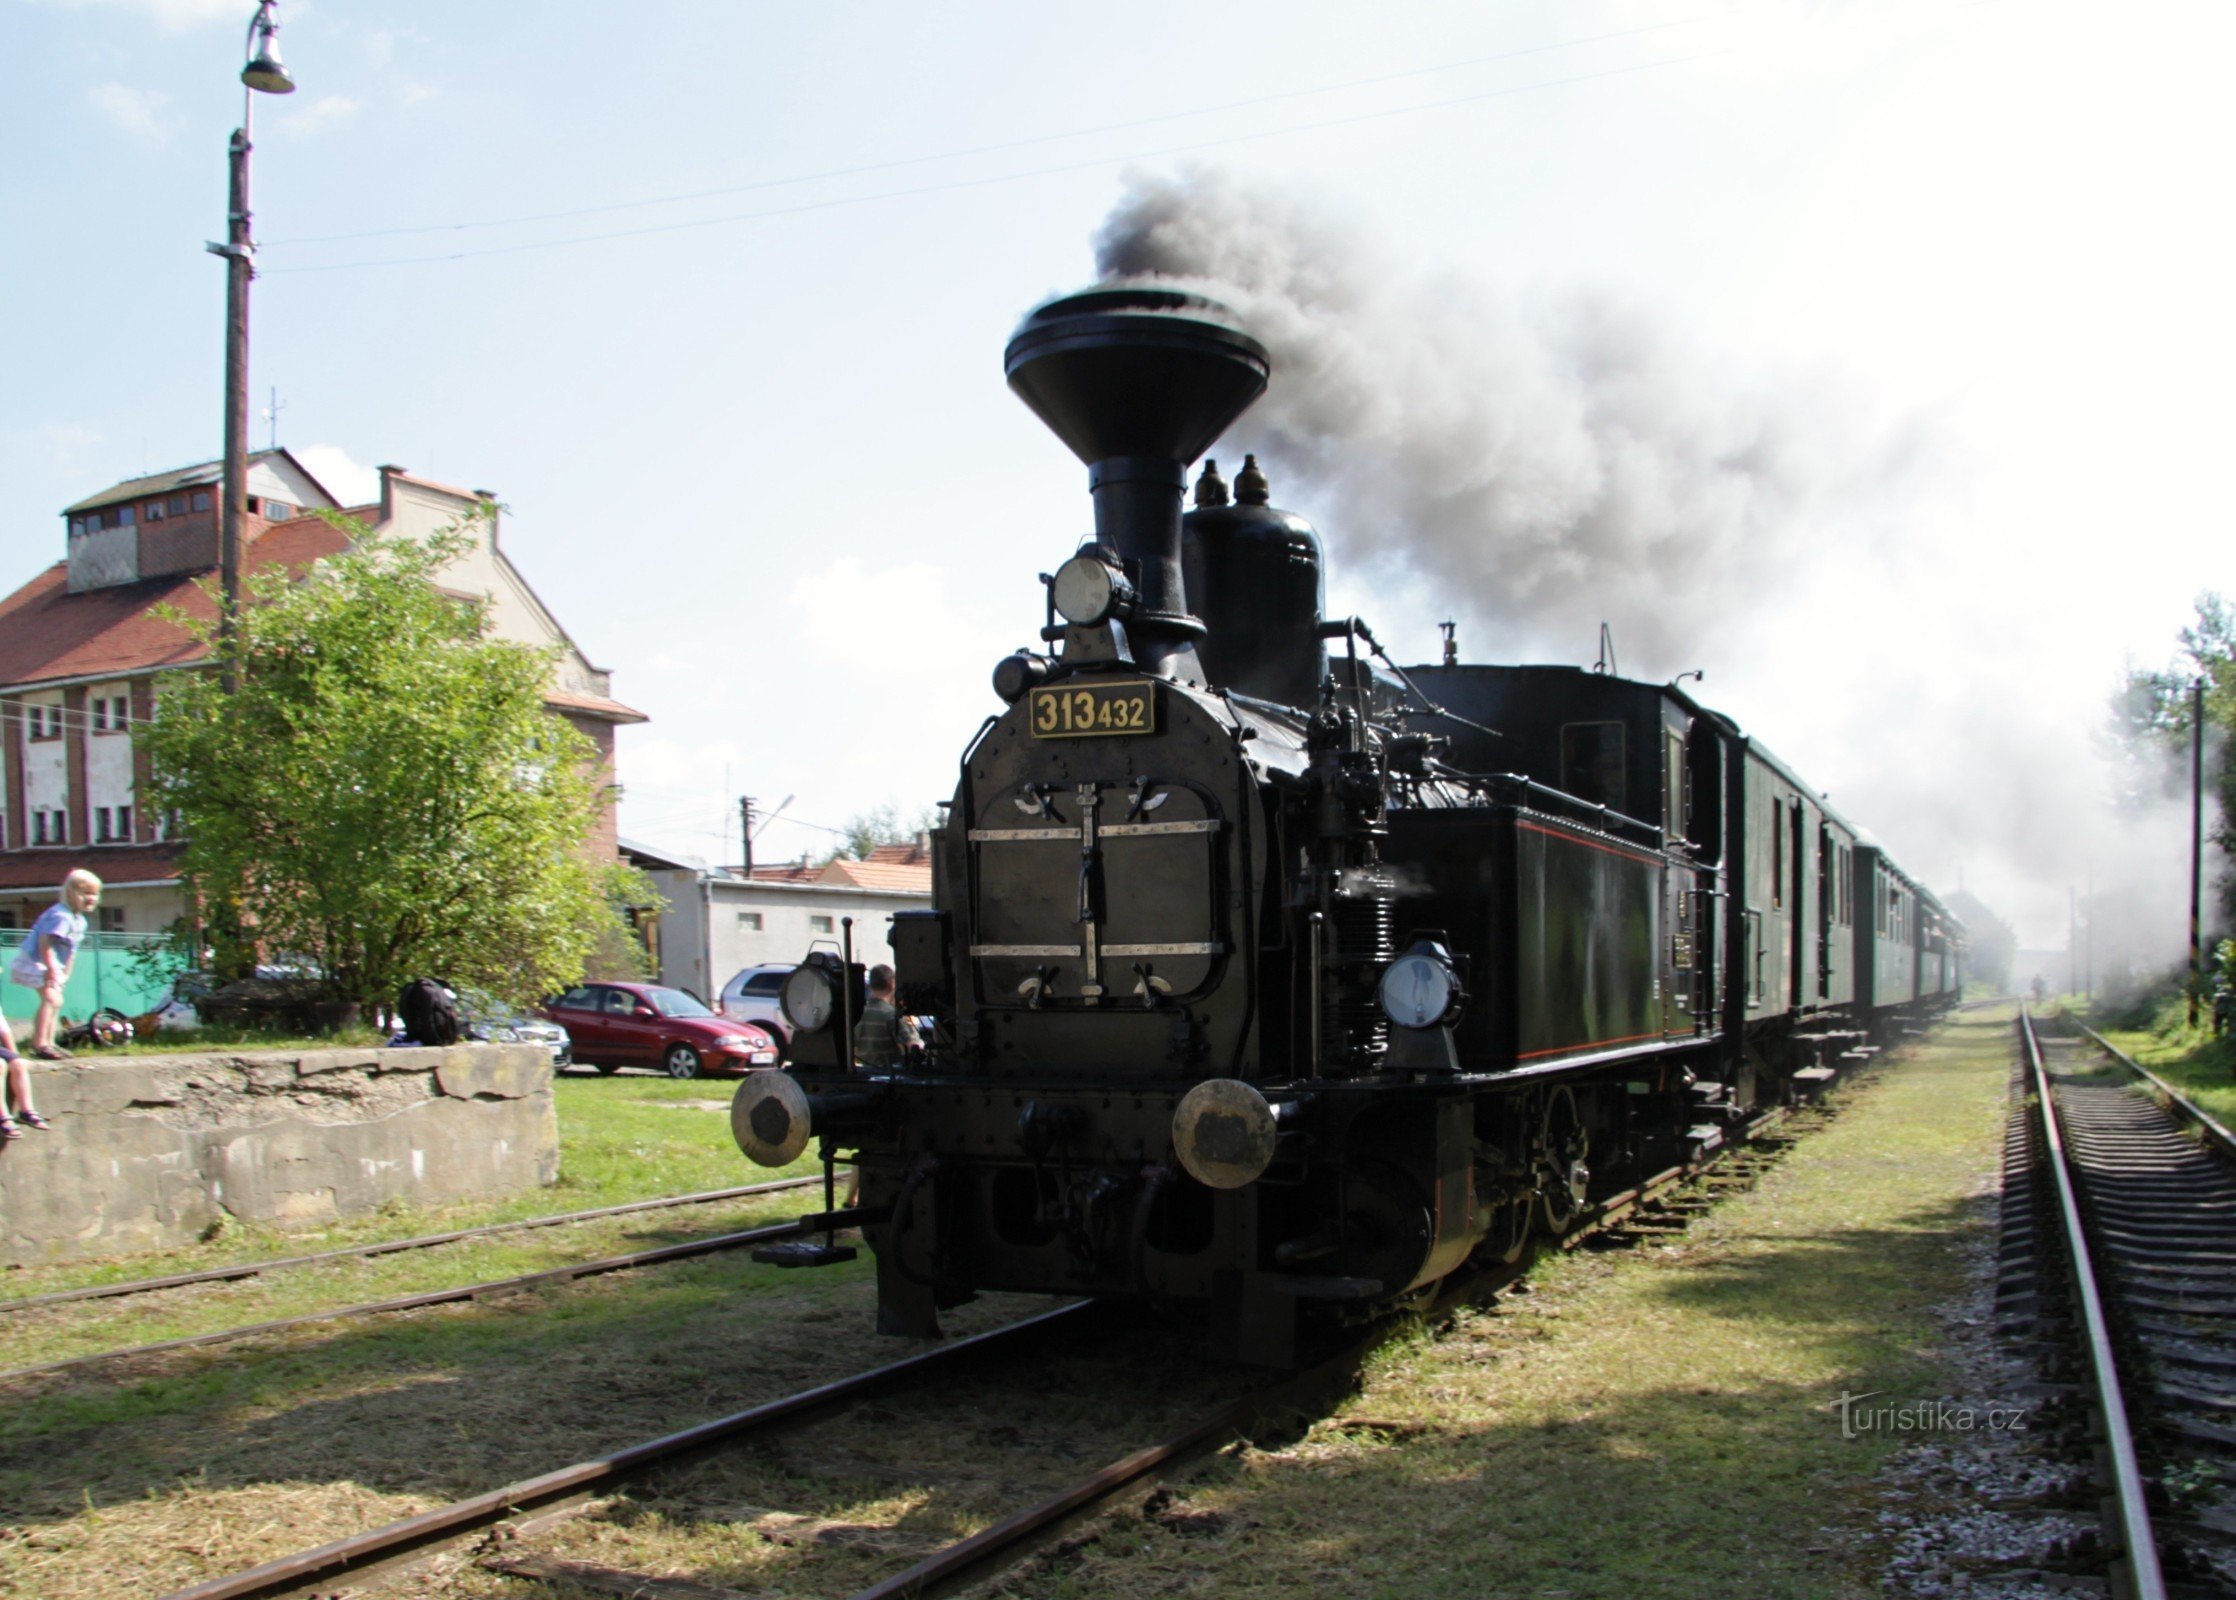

{"left": 1029, "top": 682, "right": 1155, "bottom": 739}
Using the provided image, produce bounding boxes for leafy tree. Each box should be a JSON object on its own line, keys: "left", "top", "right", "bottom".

{"left": 832, "top": 802, "right": 939, "bottom": 864}
{"left": 144, "top": 519, "right": 634, "bottom": 1012}
{"left": 2114, "top": 591, "right": 2236, "bottom": 925}
{"left": 1943, "top": 888, "right": 2016, "bottom": 992}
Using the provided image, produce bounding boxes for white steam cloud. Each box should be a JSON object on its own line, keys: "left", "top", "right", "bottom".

{"left": 1093, "top": 167, "right": 1926, "bottom": 667}
{"left": 1088, "top": 167, "right": 2199, "bottom": 965}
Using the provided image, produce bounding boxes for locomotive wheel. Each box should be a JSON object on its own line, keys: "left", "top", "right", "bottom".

{"left": 1483, "top": 1195, "right": 1531, "bottom": 1265}
{"left": 1535, "top": 1086, "right": 1591, "bottom": 1236}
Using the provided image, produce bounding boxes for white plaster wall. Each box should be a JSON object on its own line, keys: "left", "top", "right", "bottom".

{"left": 648, "top": 871, "right": 927, "bottom": 998}
{"left": 248, "top": 458, "right": 337, "bottom": 514}
{"left": 379, "top": 478, "right": 611, "bottom": 698}
{"left": 83, "top": 680, "right": 134, "bottom": 817}
{"left": 20, "top": 692, "right": 66, "bottom": 827}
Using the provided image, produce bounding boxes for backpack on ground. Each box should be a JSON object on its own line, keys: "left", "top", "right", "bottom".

{"left": 398, "top": 978, "right": 460, "bottom": 1046}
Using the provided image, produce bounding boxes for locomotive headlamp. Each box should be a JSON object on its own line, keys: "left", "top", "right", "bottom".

{"left": 1171, "top": 1078, "right": 1279, "bottom": 1190}
{"left": 731, "top": 1070, "right": 812, "bottom": 1167}
{"left": 780, "top": 960, "right": 837, "bottom": 1032}
{"left": 1378, "top": 940, "right": 1463, "bottom": 1030}
{"left": 1050, "top": 554, "right": 1134, "bottom": 627}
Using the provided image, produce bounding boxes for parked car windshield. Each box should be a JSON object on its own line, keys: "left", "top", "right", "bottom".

{"left": 642, "top": 986, "right": 714, "bottom": 1019}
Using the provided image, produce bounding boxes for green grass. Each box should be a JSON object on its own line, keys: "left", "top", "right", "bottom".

{"left": 2087, "top": 991, "right": 2236, "bottom": 1127}
{"left": 984, "top": 1010, "right": 2018, "bottom": 1600}
{"left": 0, "top": 1071, "right": 824, "bottom": 1361}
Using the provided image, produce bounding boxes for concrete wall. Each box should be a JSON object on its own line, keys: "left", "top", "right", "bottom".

{"left": 0, "top": 1043, "right": 557, "bottom": 1267}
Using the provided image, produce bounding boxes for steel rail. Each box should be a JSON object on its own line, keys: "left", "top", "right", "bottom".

{"left": 2072, "top": 1020, "right": 2236, "bottom": 1166}
{"left": 0, "top": 1176, "right": 822, "bottom": 1316}
{"left": 851, "top": 1104, "right": 1822, "bottom": 1600}
{"left": 152, "top": 1303, "right": 1093, "bottom": 1600}
{"left": 2020, "top": 1009, "right": 2168, "bottom": 1600}
{"left": 0, "top": 1216, "right": 817, "bottom": 1386}
{"left": 144, "top": 1062, "right": 1856, "bottom": 1600}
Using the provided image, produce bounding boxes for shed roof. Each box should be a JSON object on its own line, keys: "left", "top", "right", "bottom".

{"left": 62, "top": 448, "right": 337, "bottom": 515}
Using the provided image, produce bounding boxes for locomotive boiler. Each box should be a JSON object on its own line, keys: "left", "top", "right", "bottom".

{"left": 732, "top": 283, "right": 1961, "bottom": 1362}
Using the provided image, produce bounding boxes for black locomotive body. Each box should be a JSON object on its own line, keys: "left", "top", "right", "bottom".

{"left": 733, "top": 284, "right": 1961, "bottom": 1362}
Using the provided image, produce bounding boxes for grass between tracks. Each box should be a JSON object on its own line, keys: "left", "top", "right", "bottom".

{"left": 0, "top": 1021, "right": 2017, "bottom": 1600}
{"left": 0, "top": 1072, "right": 823, "bottom": 1374}
{"left": 981, "top": 1010, "right": 2019, "bottom": 1600}
{"left": 2087, "top": 990, "right": 2236, "bottom": 1128}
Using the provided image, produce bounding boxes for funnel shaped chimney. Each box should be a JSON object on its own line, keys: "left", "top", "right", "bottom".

{"left": 1006, "top": 285, "right": 1269, "bottom": 678}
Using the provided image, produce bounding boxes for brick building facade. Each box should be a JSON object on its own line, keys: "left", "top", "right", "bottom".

{"left": 0, "top": 450, "right": 643, "bottom": 932}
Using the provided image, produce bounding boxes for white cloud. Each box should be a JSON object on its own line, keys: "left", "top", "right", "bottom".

{"left": 86, "top": 82, "right": 172, "bottom": 143}
{"left": 284, "top": 94, "right": 361, "bottom": 137}
{"left": 402, "top": 83, "right": 438, "bottom": 106}
{"left": 288, "top": 443, "right": 379, "bottom": 508}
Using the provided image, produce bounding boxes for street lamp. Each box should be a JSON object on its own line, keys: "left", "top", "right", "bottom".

{"left": 207, "top": 0, "right": 295, "bottom": 664}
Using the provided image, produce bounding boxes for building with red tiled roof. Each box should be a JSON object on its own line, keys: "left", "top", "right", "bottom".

{"left": 0, "top": 451, "right": 645, "bottom": 934}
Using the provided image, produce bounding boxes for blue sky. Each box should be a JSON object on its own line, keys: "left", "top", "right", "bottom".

{"left": 5, "top": 0, "right": 2227, "bottom": 948}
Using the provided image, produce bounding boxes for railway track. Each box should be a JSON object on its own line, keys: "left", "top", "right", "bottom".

{"left": 0, "top": 1175, "right": 822, "bottom": 1316}
{"left": 0, "top": 1198, "right": 857, "bottom": 1386}
{"left": 1998, "top": 1008, "right": 2236, "bottom": 1597}
{"left": 147, "top": 1063, "right": 1871, "bottom": 1600}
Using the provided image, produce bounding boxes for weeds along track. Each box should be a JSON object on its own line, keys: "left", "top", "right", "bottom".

{"left": 0, "top": 1201, "right": 844, "bottom": 1385}
{"left": 147, "top": 1060, "right": 1879, "bottom": 1600}
{"left": 0, "top": 1176, "right": 822, "bottom": 1316}
{"left": 1998, "top": 1009, "right": 2236, "bottom": 1596}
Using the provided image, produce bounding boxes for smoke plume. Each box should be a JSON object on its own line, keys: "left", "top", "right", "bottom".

{"left": 1094, "top": 167, "right": 1921, "bottom": 669}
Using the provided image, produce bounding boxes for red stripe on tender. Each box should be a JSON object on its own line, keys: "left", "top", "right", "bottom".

{"left": 1515, "top": 818, "right": 1665, "bottom": 869}
{"left": 1516, "top": 1029, "right": 1668, "bottom": 1061}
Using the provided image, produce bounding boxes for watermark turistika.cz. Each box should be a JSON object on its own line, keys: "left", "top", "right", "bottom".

{"left": 1834, "top": 1391, "right": 2029, "bottom": 1440}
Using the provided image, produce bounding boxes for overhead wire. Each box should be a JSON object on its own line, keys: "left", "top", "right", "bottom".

{"left": 266, "top": 13, "right": 1710, "bottom": 249}
{"left": 264, "top": 45, "right": 1731, "bottom": 275}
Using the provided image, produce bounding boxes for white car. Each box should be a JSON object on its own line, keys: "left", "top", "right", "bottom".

{"left": 716, "top": 963, "right": 794, "bottom": 1050}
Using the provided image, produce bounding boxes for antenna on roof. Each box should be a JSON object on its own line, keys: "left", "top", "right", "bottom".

{"left": 261, "top": 387, "right": 286, "bottom": 451}
{"left": 1593, "top": 622, "right": 1618, "bottom": 677}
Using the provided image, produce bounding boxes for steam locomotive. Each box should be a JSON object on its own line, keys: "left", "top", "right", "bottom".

{"left": 732, "top": 284, "right": 1961, "bottom": 1362}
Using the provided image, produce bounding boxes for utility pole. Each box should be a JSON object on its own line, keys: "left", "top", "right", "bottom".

{"left": 739, "top": 795, "right": 754, "bottom": 877}
{"left": 2069, "top": 885, "right": 2078, "bottom": 998}
{"left": 209, "top": 1, "right": 296, "bottom": 688}
{"left": 2193, "top": 676, "right": 2207, "bottom": 1028}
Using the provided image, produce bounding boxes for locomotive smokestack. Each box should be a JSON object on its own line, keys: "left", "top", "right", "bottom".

{"left": 1005, "top": 285, "right": 1269, "bottom": 678}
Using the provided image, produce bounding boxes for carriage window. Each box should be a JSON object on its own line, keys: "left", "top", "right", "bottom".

{"left": 1560, "top": 722, "right": 1625, "bottom": 810}
{"left": 1664, "top": 732, "right": 1688, "bottom": 834}
{"left": 1771, "top": 799, "right": 1784, "bottom": 909}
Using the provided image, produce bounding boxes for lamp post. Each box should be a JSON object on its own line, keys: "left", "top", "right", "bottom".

{"left": 207, "top": 1, "right": 295, "bottom": 672}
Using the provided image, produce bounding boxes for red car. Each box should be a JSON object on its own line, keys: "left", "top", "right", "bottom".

{"left": 543, "top": 981, "right": 780, "bottom": 1079}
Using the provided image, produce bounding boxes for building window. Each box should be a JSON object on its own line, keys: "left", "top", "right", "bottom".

{"left": 32, "top": 809, "right": 66, "bottom": 846}
{"left": 737, "top": 912, "right": 763, "bottom": 931}
{"left": 90, "top": 695, "right": 129, "bottom": 733}
{"left": 191, "top": 490, "right": 211, "bottom": 511}
{"left": 809, "top": 914, "right": 834, "bottom": 933}
{"left": 117, "top": 504, "right": 136, "bottom": 527}
{"left": 97, "top": 907, "right": 124, "bottom": 934}
{"left": 146, "top": 501, "right": 164, "bottom": 522}
{"left": 168, "top": 495, "right": 187, "bottom": 516}
{"left": 152, "top": 807, "right": 183, "bottom": 843}
{"left": 25, "top": 704, "right": 60, "bottom": 742}
{"left": 265, "top": 500, "right": 293, "bottom": 520}
{"left": 95, "top": 805, "right": 133, "bottom": 843}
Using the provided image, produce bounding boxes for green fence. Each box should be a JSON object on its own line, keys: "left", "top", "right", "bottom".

{"left": 0, "top": 930, "right": 184, "bottom": 1023}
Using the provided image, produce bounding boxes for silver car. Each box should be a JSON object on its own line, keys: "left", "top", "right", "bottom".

{"left": 716, "top": 963, "right": 794, "bottom": 1052}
